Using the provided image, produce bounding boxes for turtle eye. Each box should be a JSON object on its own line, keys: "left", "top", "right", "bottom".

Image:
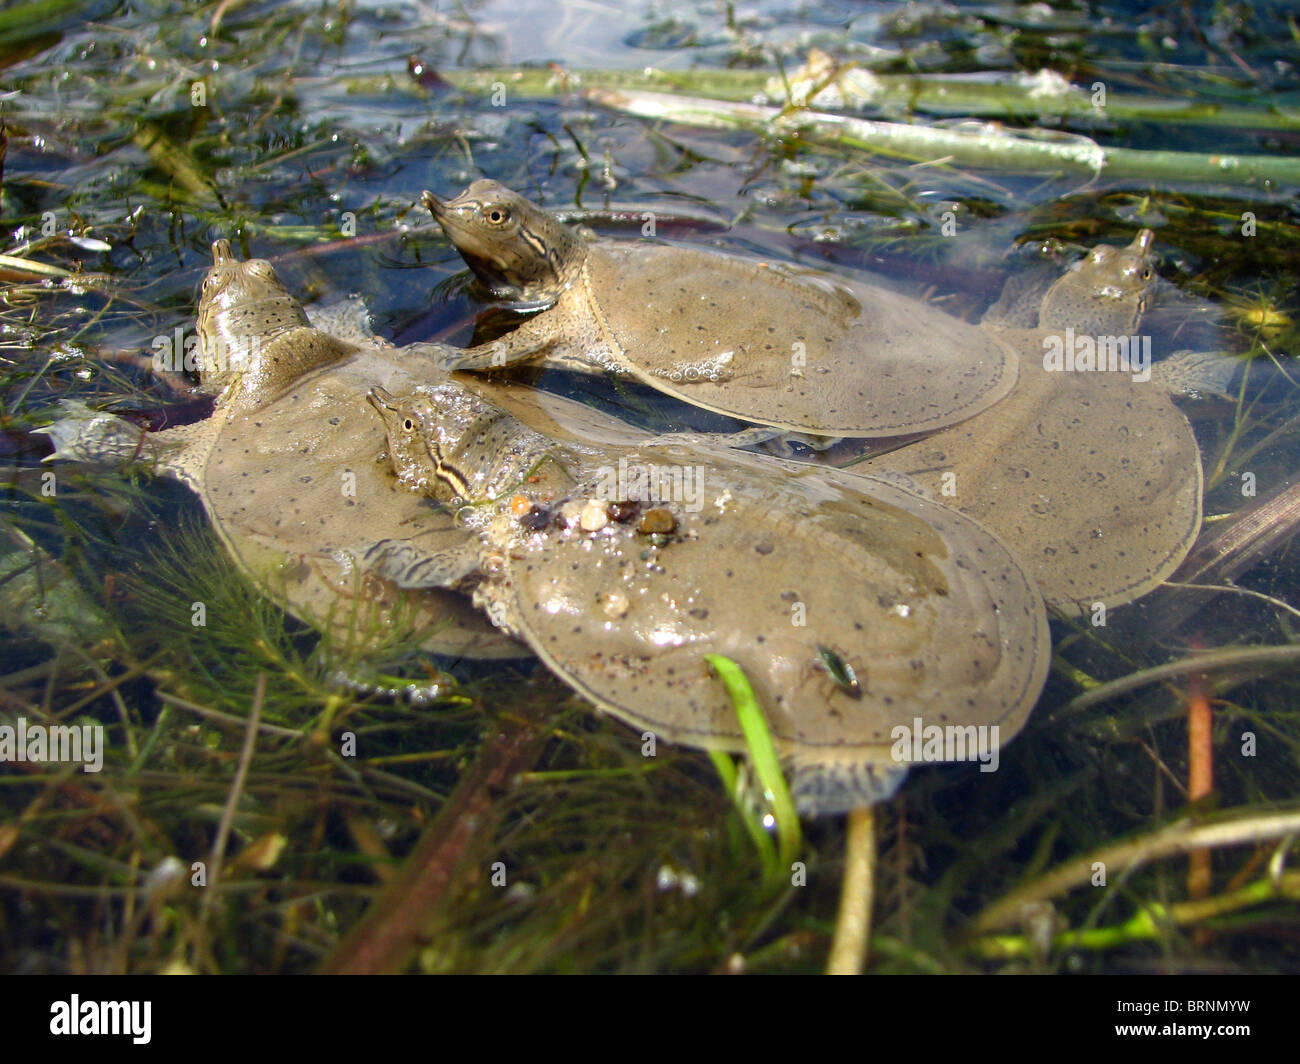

{"left": 485, "top": 205, "right": 511, "bottom": 225}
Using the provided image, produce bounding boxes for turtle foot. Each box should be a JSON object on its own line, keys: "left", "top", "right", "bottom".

{"left": 1155, "top": 349, "right": 1242, "bottom": 400}
{"left": 35, "top": 400, "right": 149, "bottom": 465}
{"left": 361, "top": 539, "right": 478, "bottom": 591}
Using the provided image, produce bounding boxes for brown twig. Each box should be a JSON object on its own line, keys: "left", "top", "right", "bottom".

{"left": 318, "top": 706, "right": 550, "bottom": 974}
{"left": 1186, "top": 678, "right": 1214, "bottom": 932}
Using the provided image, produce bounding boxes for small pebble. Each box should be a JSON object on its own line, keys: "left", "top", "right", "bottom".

{"left": 555, "top": 501, "right": 584, "bottom": 530}
{"left": 509, "top": 494, "right": 532, "bottom": 516}
{"left": 600, "top": 589, "right": 630, "bottom": 619}
{"left": 519, "top": 505, "right": 551, "bottom": 531}
{"left": 609, "top": 500, "right": 641, "bottom": 523}
{"left": 580, "top": 499, "right": 610, "bottom": 532}
{"left": 638, "top": 507, "right": 676, "bottom": 535}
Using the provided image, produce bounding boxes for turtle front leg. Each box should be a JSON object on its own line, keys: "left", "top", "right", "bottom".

{"left": 1154, "top": 349, "right": 1242, "bottom": 399}
{"left": 361, "top": 539, "right": 480, "bottom": 591}
{"left": 436, "top": 284, "right": 627, "bottom": 377}
{"left": 434, "top": 314, "right": 565, "bottom": 373}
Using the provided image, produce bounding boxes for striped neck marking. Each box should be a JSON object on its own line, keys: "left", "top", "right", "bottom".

{"left": 425, "top": 434, "right": 472, "bottom": 500}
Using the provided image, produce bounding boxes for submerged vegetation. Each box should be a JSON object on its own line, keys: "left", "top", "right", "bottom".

{"left": 2, "top": 0, "right": 1299, "bottom": 973}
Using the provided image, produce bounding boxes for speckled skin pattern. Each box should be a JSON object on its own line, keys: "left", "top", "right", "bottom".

{"left": 51, "top": 242, "right": 522, "bottom": 660}
{"left": 426, "top": 181, "right": 1019, "bottom": 437}
{"left": 371, "top": 385, "right": 1049, "bottom": 814}
{"left": 865, "top": 230, "right": 1204, "bottom": 615}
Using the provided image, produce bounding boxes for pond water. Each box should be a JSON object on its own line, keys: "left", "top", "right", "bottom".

{"left": 1, "top": 0, "right": 1298, "bottom": 974}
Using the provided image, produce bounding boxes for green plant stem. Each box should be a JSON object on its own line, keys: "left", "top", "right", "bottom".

{"left": 705, "top": 653, "right": 801, "bottom": 878}
{"left": 1053, "top": 644, "right": 1300, "bottom": 716}
{"left": 969, "top": 870, "right": 1300, "bottom": 959}
{"left": 0, "top": 253, "right": 70, "bottom": 279}
{"left": 965, "top": 806, "right": 1300, "bottom": 937}
{"left": 585, "top": 89, "right": 1300, "bottom": 188}
{"left": 708, "top": 749, "right": 778, "bottom": 874}
{"left": 333, "top": 67, "right": 1300, "bottom": 132}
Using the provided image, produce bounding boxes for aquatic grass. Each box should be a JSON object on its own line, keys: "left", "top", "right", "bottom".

{"left": 964, "top": 805, "right": 1300, "bottom": 937}
{"left": 1052, "top": 644, "right": 1300, "bottom": 718}
{"left": 704, "top": 652, "right": 801, "bottom": 883}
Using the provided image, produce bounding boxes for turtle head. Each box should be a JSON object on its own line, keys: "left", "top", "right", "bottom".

{"left": 368, "top": 385, "right": 476, "bottom": 501}
{"left": 197, "top": 239, "right": 311, "bottom": 397}
{"left": 370, "top": 383, "right": 522, "bottom": 506}
{"left": 423, "top": 180, "right": 583, "bottom": 307}
{"left": 369, "top": 386, "right": 436, "bottom": 494}
{"left": 1039, "top": 228, "right": 1158, "bottom": 335}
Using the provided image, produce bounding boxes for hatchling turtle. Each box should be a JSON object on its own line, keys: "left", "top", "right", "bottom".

{"left": 859, "top": 228, "right": 1235, "bottom": 615}
{"left": 41, "top": 240, "right": 522, "bottom": 663}
{"left": 423, "top": 184, "right": 1227, "bottom": 614}
{"left": 367, "top": 382, "right": 1050, "bottom": 814}
{"left": 422, "top": 180, "right": 1019, "bottom": 438}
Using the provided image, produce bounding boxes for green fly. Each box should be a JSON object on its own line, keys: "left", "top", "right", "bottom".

{"left": 817, "top": 645, "right": 862, "bottom": 699}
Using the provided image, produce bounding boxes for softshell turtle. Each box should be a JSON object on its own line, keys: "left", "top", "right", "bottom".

{"left": 43, "top": 242, "right": 1049, "bottom": 812}
{"left": 366, "top": 381, "right": 1050, "bottom": 814}
{"left": 423, "top": 180, "right": 1019, "bottom": 438}
{"left": 425, "top": 187, "right": 1222, "bottom": 615}
{"left": 860, "top": 229, "right": 1230, "bottom": 614}
{"left": 42, "top": 240, "right": 522, "bottom": 663}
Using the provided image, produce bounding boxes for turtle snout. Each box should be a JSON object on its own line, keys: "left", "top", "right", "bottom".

{"left": 420, "top": 191, "right": 445, "bottom": 220}
{"left": 367, "top": 386, "right": 398, "bottom": 414}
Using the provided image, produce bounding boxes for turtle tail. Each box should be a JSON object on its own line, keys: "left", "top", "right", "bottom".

{"left": 789, "top": 758, "right": 910, "bottom": 816}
